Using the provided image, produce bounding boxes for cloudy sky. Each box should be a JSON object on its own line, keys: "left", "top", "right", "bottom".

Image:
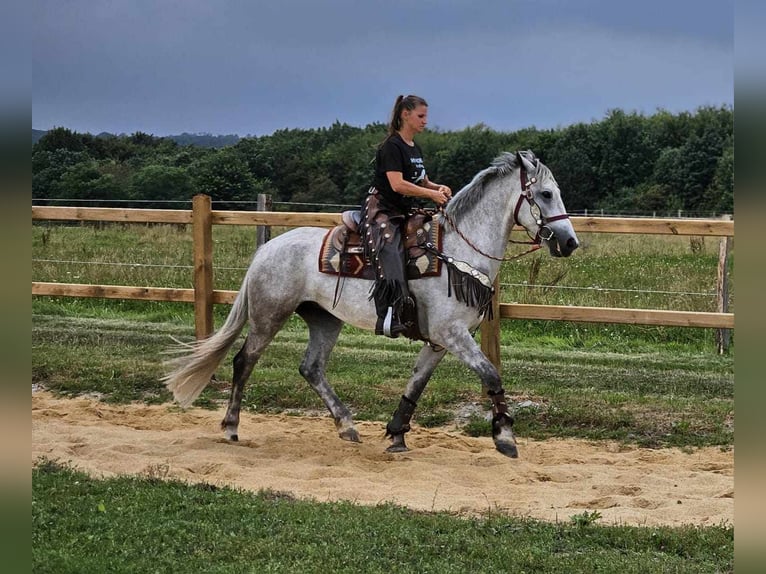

{"left": 32, "top": 0, "right": 733, "bottom": 137}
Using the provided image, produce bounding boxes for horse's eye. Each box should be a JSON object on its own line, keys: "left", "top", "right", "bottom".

{"left": 541, "top": 190, "right": 553, "bottom": 200}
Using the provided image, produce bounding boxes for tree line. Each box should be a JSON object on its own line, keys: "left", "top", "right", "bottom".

{"left": 32, "top": 106, "right": 733, "bottom": 215}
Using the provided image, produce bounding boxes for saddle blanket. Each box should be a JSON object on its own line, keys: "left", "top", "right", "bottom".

{"left": 319, "top": 215, "right": 443, "bottom": 280}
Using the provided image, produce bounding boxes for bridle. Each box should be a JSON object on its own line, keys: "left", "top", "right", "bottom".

{"left": 515, "top": 166, "right": 572, "bottom": 244}
{"left": 438, "top": 164, "right": 571, "bottom": 262}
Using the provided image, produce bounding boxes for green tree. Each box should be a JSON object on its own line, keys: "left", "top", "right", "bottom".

{"left": 34, "top": 127, "right": 86, "bottom": 153}
{"left": 57, "top": 161, "right": 123, "bottom": 201}
{"left": 546, "top": 123, "right": 599, "bottom": 211}
{"left": 429, "top": 124, "right": 502, "bottom": 191}
{"left": 189, "top": 149, "right": 258, "bottom": 207}
{"left": 32, "top": 149, "right": 91, "bottom": 199}
{"left": 701, "top": 144, "right": 733, "bottom": 213}
{"left": 130, "top": 165, "right": 195, "bottom": 205}
{"left": 596, "top": 110, "right": 656, "bottom": 199}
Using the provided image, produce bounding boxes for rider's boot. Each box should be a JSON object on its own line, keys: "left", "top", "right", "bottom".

{"left": 375, "top": 304, "right": 407, "bottom": 338}
{"left": 371, "top": 224, "right": 410, "bottom": 338}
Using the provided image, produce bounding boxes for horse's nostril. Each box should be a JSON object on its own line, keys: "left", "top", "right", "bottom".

{"left": 567, "top": 237, "right": 579, "bottom": 250}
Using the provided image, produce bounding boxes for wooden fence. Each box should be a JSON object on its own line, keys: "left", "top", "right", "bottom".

{"left": 32, "top": 195, "right": 734, "bottom": 366}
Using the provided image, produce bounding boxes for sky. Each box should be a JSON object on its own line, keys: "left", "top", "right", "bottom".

{"left": 31, "top": 0, "right": 734, "bottom": 137}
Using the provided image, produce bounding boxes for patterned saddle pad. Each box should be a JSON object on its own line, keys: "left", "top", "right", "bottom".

{"left": 319, "top": 213, "right": 443, "bottom": 280}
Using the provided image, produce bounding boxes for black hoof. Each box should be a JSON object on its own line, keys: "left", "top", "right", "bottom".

{"left": 229, "top": 434, "right": 239, "bottom": 442}
{"left": 386, "top": 432, "right": 409, "bottom": 453}
{"left": 494, "top": 441, "right": 518, "bottom": 458}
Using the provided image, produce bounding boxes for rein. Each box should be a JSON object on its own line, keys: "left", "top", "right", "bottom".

{"left": 440, "top": 166, "right": 570, "bottom": 262}
{"left": 440, "top": 207, "right": 542, "bottom": 262}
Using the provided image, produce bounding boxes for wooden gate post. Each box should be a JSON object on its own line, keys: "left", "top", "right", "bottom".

{"left": 192, "top": 194, "right": 214, "bottom": 339}
{"left": 480, "top": 276, "right": 502, "bottom": 374}
{"left": 715, "top": 215, "right": 733, "bottom": 354}
{"left": 256, "top": 193, "right": 272, "bottom": 249}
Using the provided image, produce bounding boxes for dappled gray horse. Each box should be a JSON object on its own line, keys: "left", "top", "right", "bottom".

{"left": 163, "top": 151, "right": 578, "bottom": 458}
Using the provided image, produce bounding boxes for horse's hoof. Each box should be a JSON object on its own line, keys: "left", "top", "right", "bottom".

{"left": 339, "top": 428, "right": 361, "bottom": 443}
{"left": 229, "top": 434, "right": 239, "bottom": 442}
{"left": 494, "top": 440, "right": 518, "bottom": 458}
{"left": 386, "top": 444, "right": 410, "bottom": 453}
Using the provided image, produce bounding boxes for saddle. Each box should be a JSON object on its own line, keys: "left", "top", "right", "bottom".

{"left": 319, "top": 210, "right": 443, "bottom": 280}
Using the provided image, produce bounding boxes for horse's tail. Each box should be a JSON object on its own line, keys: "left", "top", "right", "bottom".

{"left": 162, "top": 283, "right": 250, "bottom": 408}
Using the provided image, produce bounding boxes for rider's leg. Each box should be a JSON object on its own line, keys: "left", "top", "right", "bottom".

{"left": 371, "top": 220, "right": 409, "bottom": 338}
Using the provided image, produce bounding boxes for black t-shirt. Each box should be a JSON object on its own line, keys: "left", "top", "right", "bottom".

{"left": 373, "top": 133, "right": 427, "bottom": 211}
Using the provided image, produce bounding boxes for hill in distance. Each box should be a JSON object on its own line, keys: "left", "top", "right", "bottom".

{"left": 32, "top": 128, "right": 240, "bottom": 148}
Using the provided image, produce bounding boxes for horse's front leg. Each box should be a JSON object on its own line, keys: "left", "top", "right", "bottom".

{"left": 386, "top": 344, "right": 447, "bottom": 453}
{"left": 442, "top": 328, "right": 518, "bottom": 458}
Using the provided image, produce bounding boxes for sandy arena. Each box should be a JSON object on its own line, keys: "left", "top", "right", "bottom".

{"left": 32, "top": 392, "right": 733, "bottom": 527}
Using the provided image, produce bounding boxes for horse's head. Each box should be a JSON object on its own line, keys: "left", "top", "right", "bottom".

{"left": 514, "top": 151, "right": 579, "bottom": 257}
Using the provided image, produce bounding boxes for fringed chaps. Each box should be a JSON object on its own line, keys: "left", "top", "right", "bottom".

{"left": 360, "top": 190, "right": 411, "bottom": 328}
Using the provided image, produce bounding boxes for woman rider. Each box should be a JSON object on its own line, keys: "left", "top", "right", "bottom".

{"left": 361, "top": 95, "right": 452, "bottom": 338}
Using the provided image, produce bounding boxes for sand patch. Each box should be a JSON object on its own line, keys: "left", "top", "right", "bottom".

{"left": 32, "top": 392, "right": 733, "bottom": 527}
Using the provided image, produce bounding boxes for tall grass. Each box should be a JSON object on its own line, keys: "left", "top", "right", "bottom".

{"left": 33, "top": 223, "right": 731, "bottom": 307}
{"left": 33, "top": 222, "right": 734, "bottom": 352}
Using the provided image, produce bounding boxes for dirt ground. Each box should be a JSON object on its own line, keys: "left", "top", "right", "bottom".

{"left": 32, "top": 392, "right": 733, "bottom": 527}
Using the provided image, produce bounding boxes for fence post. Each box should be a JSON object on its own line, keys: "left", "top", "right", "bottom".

{"left": 715, "top": 215, "right": 733, "bottom": 354}
{"left": 480, "top": 276, "right": 502, "bottom": 375}
{"left": 192, "top": 194, "right": 214, "bottom": 340}
{"left": 256, "top": 193, "right": 272, "bottom": 249}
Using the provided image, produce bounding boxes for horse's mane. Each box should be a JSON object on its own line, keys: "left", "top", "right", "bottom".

{"left": 444, "top": 151, "right": 551, "bottom": 221}
{"left": 444, "top": 152, "right": 519, "bottom": 221}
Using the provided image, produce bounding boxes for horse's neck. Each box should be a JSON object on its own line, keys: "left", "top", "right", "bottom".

{"left": 442, "top": 175, "right": 520, "bottom": 278}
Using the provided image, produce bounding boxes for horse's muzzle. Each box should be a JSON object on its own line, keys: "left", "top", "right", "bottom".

{"left": 547, "top": 234, "right": 579, "bottom": 258}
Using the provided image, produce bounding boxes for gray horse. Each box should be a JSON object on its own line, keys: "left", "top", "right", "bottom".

{"left": 163, "top": 151, "right": 578, "bottom": 458}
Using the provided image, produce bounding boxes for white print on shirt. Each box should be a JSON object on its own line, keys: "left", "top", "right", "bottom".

{"left": 410, "top": 157, "right": 426, "bottom": 183}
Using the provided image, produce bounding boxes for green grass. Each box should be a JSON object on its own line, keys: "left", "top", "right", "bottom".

{"left": 32, "top": 223, "right": 735, "bottom": 571}
{"left": 33, "top": 223, "right": 734, "bottom": 351}
{"left": 32, "top": 311, "right": 733, "bottom": 449}
{"left": 33, "top": 460, "right": 733, "bottom": 574}
{"left": 501, "top": 230, "right": 732, "bottom": 311}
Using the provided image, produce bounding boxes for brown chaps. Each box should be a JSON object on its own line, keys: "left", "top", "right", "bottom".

{"left": 359, "top": 189, "right": 413, "bottom": 337}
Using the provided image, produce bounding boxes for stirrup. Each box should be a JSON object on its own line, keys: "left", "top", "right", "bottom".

{"left": 376, "top": 307, "right": 406, "bottom": 338}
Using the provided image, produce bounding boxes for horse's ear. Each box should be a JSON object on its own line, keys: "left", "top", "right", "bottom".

{"left": 517, "top": 150, "right": 538, "bottom": 174}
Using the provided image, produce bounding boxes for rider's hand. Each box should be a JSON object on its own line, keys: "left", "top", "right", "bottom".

{"left": 431, "top": 189, "right": 449, "bottom": 205}
{"left": 430, "top": 185, "right": 451, "bottom": 205}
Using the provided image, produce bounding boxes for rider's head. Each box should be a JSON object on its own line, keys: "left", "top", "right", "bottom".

{"left": 387, "top": 95, "right": 428, "bottom": 137}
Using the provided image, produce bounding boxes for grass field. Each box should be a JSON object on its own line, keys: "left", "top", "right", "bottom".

{"left": 32, "top": 312, "right": 733, "bottom": 448}
{"left": 33, "top": 460, "right": 733, "bottom": 574}
{"left": 31, "top": 222, "right": 735, "bottom": 572}
{"left": 32, "top": 223, "right": 732, "bottom": 308}
{"left": 32, "top": 221, "right": 734, "bottom": 447}
{"left": 32, "top": 222, "right": 733, "bottom": 347}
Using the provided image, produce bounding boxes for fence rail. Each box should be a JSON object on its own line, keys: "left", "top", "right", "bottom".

{"left": 32, "top": 196, "right": 735, "bottom": 367}
{"left": 31, "top": 205, "right": 734, "bottom": 236}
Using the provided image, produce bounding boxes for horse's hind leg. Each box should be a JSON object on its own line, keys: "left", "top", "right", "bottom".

{"left": 221, "top": 312, "right": 291, "bottom": 441}
{"left": 296, "top": 302, "right": 360, "bottom": 442}
{"left": 386, "top": 344, "right": 447, "bottom": 453}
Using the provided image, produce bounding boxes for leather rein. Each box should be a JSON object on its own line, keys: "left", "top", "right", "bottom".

{"left": 438, "top": 166, "right": 571, "bottom": 262}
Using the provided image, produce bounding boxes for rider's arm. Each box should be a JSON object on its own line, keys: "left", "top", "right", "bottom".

{"left": 422, "top": 175, "right": 452, "bottom": 198}
{"left": 386, "top": 171, "right": 450, "bottom": 205}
